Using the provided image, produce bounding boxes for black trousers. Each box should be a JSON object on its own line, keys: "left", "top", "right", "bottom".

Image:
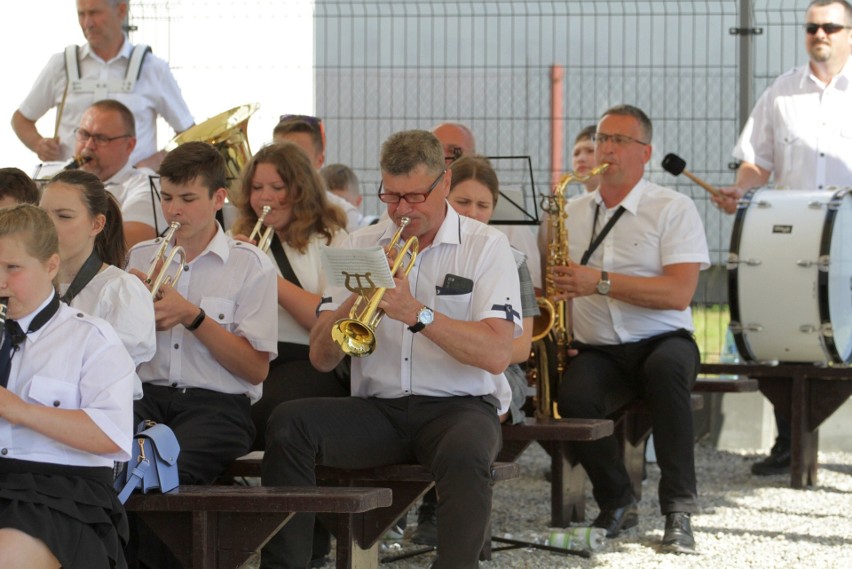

{"left": 260, "top": 395, "right": 501, "bottom": 569}
{"left": 557, "top": 330, "right": 700, "bottom": 515}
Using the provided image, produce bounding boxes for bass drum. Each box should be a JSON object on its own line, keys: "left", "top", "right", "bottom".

{"left": 728, "top": 188, "right": 852, "bottom": 364}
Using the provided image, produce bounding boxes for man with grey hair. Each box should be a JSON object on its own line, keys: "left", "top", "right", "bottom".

{"left": 260, "top": 129, "right": 522, "bottom": 569}
{"left": 554, "top": 104, "right": 709, "bottom": 554}
{"left": 713, "top": 0, "right": 852, "bottom": 476}
{"left": 12, "top": 0, "right": 193, "bottom": 169}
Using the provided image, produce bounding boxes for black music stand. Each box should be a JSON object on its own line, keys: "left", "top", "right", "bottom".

{"left": 482, "top": 155, "right": 540, "bottom": 226}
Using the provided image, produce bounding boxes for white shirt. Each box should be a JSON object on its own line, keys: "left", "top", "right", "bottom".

{"left": 567, "top": 180, "right": 710, "bottom": 345}
{"left": 104, "top": 163, "right": 168, "bottom": 235}
{"left": 272, "top": 229, "right": 348, "bottom": 345}
{"left": 326, "top": 190, "right": 364, "bottom": 231}
{"left": 18, "top": 36, "right": 194, "bottom": 165}
{"left": 126, "top": 226, "right": 279, "bottom": 403}
{"left": 319, "top": 205, "right": 522, "bottom": 404}
{"left": 0, "top": 295, "right": 135, "bottom": 466}
{"left": 733, "top": 60, "right": 852, "bottom": 189}
{"left": 60, "top": 264, "right": 155, "bottom": 399}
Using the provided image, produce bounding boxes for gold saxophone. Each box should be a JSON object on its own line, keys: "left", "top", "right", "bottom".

{"left": 528, "top": 163, "right": 610, "bottom": 420}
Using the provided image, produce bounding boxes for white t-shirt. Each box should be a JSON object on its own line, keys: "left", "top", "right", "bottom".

{"left": 104, "top": 163, "right": 167, "bottom": 235}
{"left": 18, "top": 37, "right": 194, "bottom": 165}
{"left": 567, "top": 180, "right": 710, "bottom": 345}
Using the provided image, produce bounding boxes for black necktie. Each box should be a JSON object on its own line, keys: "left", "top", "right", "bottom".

{"left": 0, "top": 320, "right": 26, "bottom": 389}
{"left": 0, "top": 294, "right": 60, "bottom": 389}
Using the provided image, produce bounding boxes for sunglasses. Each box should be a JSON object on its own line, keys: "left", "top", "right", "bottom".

{"left": 805, "top": 22, "right": 852, "bottom": 35}
{"left": 277, "top": 114, "right": 326, "bottom": 148}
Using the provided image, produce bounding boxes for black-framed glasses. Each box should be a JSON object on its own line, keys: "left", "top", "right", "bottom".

{"left": 74, "top": 128, "right": 132, "bottom": 147}
{"left": 805, "top": 22, "right": 852, "bottom": 35}
{"left": 378, "top": 170, "right": 446, "bottom": 204}
{"left": 445, "top": 146, "right": 463, "bottom": 164}
{"left": 592, "top": 132, "right": 649, "bottom": 146}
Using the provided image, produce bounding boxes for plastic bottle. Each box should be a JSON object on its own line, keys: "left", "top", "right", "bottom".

{"left": 547, "top": 527, "right": 606, "bottom": 551}
{"left": 720, "top": 328, "right": 741, "bottom": 379}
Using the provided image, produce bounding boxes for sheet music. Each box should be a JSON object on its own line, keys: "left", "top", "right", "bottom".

{"left": 321, "top": 245, "right": 396, "bottom": 290}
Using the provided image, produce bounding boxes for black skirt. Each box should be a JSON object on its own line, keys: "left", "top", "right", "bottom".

{"left": 0, "top": 458, "right": 128, "bottom": 569}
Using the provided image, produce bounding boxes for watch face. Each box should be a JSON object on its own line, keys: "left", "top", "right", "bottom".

{"left": 419, "top": 307, "right": 435, "bottom": 325}
{"left": 597, "top": 281, "right": 611, "bottom": 295}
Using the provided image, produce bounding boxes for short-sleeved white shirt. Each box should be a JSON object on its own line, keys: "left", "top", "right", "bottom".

{"left": 0, "top": 295, "right": 135, "bottom": 466}
{"left": 104, "top": 163, "right": 167, "bottom": 234}
{"left": 733, "top": 61, "right": 852, "bottom": 189}
{"left": 60, "top": 264, "right": 155, "bottom": 399}
{"left": 272, "top": 229, "right": 347, "bottom": 345}
{"left": 18, "top": 37, "right": 194, "bottom": 165}
{"left": 567, "top": 180, "right": 710, "bottom": 345}
{"left": 319, "top": 205, "right": 523, "bottom": 402}
{"left": 125, "top": 226, "right": 279, "bottom": 403}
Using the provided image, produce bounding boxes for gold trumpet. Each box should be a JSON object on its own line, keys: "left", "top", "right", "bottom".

{"left": 528, "top": 162, "right": 609, "bottom": 420}
{"left": 250, "top": 206, "right": 274, "bottom": 252}
{"left": 145, "top": 222, "right": 187, "bottom": 298}
{"left": 331, "top": 217, "right": 419, "bottom": 357}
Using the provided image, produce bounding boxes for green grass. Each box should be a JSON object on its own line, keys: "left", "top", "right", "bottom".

{"left": 692, "top": 304, "right": 730, "bottom": 363}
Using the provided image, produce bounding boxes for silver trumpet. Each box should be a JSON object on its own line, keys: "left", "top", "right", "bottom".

{"left": 249, "top": 206, "right": 274, "bottom": 253}
{"left": 145, "top": 222, "right": 187, "bottom": 298}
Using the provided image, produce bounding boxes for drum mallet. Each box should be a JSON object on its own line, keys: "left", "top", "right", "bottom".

{"left": 661, "top": 153, "right": 721, "bottom": 198}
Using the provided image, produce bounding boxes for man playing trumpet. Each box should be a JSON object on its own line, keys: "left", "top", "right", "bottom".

{"left": 260, "top": 130, "right": 522, "bottom": 569}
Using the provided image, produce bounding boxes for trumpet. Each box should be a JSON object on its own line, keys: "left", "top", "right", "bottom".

{"left": 249, "top": 206, "right": 274, "bottom": 252}
{"left": 145, "top": 222, "right": 187, "bottom": 298}
{"left": 331, "top": 217, "right": 419, "bottom": 357}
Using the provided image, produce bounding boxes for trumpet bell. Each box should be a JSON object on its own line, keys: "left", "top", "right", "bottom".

{"left": 331, "top": 319, "right": 377, "bottom": 357}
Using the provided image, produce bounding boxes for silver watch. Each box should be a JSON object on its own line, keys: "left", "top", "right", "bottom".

{"left": 596, "top": 271, "right": 611, "bottom": 295}
{"left": 409, "top": 306, "right": 434, "bottom": 333}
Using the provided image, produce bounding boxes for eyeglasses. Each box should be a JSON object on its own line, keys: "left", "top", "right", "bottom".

{"left": 592, "top": 132, "right": 649, "bottom": 146}
{"left": 74, "top": 128, "right": 132, "bottom": 147}
{"left": 277, "top": 114, "right": 326, "bottom": 151}
{"left": 805, "top": 22, "right": 852, "bottom": 35}
{"left": 378, "top": 170, "right": 446, "bottom": 204}
{"left": 445, "top": 146, "right": 463, "bottom": 164}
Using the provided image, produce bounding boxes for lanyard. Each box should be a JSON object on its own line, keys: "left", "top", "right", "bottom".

{"left": 579, "top": 203, "right": 625, "bottom": 266}
{"left": 60, "top": 251, "right": 102, "bottom": 304}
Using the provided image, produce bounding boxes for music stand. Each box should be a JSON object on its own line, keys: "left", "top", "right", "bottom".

{"left": 483, "top": 155, "right": 540, "bottom": 226}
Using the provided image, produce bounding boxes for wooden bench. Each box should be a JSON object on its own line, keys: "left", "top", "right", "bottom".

{"left": 222, "top": 457, "right": 519, "bottom": 561}
{"left": 700, "top": 362, "right": 852, "bottom": 488}
{"left": 498, "top": 417, "right": 613, "bottom": 526}
{"left": 125, "top": 485, "right": 391, "bottom": 569}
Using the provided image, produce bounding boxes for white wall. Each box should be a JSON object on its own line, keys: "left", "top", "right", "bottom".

{"left": 1, "top": 0, "right": 315, "bottom": 174}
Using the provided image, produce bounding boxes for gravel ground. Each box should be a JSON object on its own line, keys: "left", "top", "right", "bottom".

{"left": 246, "top": 442, "right": 852, "bottom": 568}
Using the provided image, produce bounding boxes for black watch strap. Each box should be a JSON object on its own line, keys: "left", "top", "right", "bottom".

{"left": 185, "top": 308, "right": 206, "bottom": 332}
{"left": 408, "top": 321, "right": 426, "bottom": 333}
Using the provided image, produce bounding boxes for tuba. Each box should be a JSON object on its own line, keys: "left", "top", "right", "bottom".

{"left": 331, "top": 217, "right": 419, "bottom": 357}
{"left": 165, "top": 103, "right": 259, "bottom": 185}
{"left": 145, "top": 222, "right": 187, "bottom": 298}
{"left": 529, "top": 163, "right": 610, "bottom": 419}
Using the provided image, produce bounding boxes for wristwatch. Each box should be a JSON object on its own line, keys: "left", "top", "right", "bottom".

{"left": 409, "top": 306, "right": 435, "bottom": 333}
{"left": 596, "top": 271, "right": 611, "bottom": 296}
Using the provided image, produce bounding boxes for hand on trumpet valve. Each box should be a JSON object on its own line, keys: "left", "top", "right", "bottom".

{"left": 376, "top": 273, "right": 418, "bottom": 324}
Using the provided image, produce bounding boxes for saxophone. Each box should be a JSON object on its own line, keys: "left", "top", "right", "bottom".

{"left": 528, "top": 163, "right": 609, "bottom": 420}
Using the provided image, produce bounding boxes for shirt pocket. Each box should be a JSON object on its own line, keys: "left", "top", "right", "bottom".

{"left": 27, "top": 375, "right": 80, "bottom": 409}
{"left": 434, "top": 292, "right": 473, "bottom": 321}
{"left": 200, "top": 297, "right": 236, "bottom": 326}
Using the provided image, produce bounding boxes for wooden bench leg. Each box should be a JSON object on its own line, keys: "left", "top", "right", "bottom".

{"left": 791, "top": 376, "right": 818, "bottom": 488}
{"left": 331, "top": 513, "right": 379, "bottom": 569}
{"left": 549, "top": 441, "right": 587, "bottom": 526}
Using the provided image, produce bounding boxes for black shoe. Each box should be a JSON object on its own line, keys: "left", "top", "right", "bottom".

{"left": 412, "top": 501, "right": 438, "bottom": 546}
{"left": 660, "top": 512, "right": 697, "bottom": 554}
{"left": 751, "top": 441, "right": 791, "bottom": 476}
{"left": 592, "top": 501, "right": 639, "bottom": 538}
